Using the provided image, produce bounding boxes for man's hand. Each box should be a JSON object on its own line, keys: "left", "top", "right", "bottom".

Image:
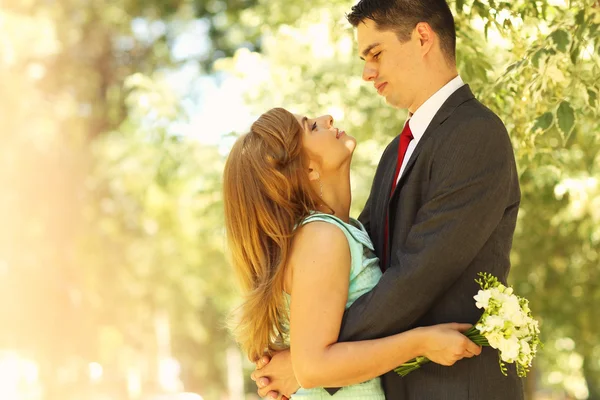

{"left": 420, "top": 323, "right": 482, "bottom": 366}
{"left": 251, "top": 350, "right": 299, "bottom": 399}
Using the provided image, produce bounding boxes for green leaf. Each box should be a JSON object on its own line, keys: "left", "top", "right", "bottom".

{"left": 556, "top": 101, "right": 575, "bottom": 139}
{"left": 575, "top": 10, "right": 585, "bottom": 26}
{"left": 588, "top": 90, "right": 597, "bottom": 108}
{"left": 456, "top": 0, "right": 465, "bottom": 14}
{"left": 550, "top": 29, "right": 570, "bottom": 52}
{"left": 570, "top": 45, "right": 579, "bottom": 64}
{"left": 531, "top": 48, "right": 547, "bottom": 68}
{"left": 505, "top": 59, "right": 524, "bottom": 75}
{"left": 533, "top": 112, "right": 554, "bottom": 131}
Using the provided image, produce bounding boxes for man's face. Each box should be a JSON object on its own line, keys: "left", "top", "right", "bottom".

{"left": 357, "top": 19, "right": 422, "bottom": 110}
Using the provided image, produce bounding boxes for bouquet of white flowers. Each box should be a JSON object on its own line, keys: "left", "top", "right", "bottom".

{"left": 395, "top": 272, "right": 542, "bottom": 377}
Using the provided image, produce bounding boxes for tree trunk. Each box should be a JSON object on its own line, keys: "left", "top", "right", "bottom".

{"left": 583, "top": 354, "right": 600, "bottom": 400}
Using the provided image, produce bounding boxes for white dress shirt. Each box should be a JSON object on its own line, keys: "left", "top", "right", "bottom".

{"left": 396, "top": 75, "right": 465, "bottom": 184}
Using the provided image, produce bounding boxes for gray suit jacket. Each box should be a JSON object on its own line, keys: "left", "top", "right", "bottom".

{"left": 330, "top": 85, "right": 524, "bottom": 399}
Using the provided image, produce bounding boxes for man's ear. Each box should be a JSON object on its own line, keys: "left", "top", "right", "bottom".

{"left": 415, "top": 22, "right": 434, "bottom": 54}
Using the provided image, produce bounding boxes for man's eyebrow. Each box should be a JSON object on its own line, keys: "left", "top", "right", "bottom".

{"left": 360, "top": 42, "right": 381, "bottom": 60}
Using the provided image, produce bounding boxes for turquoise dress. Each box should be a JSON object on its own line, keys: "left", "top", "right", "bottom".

{"left": 285, "top": 212, "right": 385, "bottom": 399}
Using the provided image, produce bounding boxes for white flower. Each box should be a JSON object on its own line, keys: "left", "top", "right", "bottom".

{"left": 474, "top": 290, "right": 492, "bottom": 309}
{"left": 500, "top": 298, "right": 527, "bottom": 326}
{"left": 498, "top": 337, "right": 520, "bottom": 363}
{"left": 488, "top": 287, "right": 510, "bottom": 306}
{"left": 500, "top": 294, "right": 520, "bottom": 315}
{"left": 468, "top": 273, "right": 542, "bottom": 378}
{"left": 531, "top": 319, "right": 540, "bottom": 333}
{"left": 489, "top": 287, "right": 503, "bottom": 300}
{"left": 475, "top": 323, "right": 489, "bottom": 334}
{"left": 513, "top": 326, "right": 530, "bottom": 339}
{"left": 487, "top": 331, "right": 503, "bottom": 349}
{"left": 485, "top": 315, "right": 505, "bottom": 330}
{"left": 518, "top": 339, "right": 533, "bottom": 366}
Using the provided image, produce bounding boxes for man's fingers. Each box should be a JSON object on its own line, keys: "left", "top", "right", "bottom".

{"left": 465, "top": 340, "right": 481, "bottom": 355}
{"left": 475, "top": 345, "right": 482, "bottom": 355}
{"left": 455, "top": 323, "right": 473, "bottom": 332}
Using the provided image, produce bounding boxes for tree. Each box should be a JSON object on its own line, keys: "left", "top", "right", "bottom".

{"left": 0, "top": 1, "right": 237, "bottom": 398}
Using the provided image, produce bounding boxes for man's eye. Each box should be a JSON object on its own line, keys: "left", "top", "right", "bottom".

{"left": 373, "top": 52, "right": 381, "bottom": 60}
{"left": 312, "top": 122, "right": 317, "bottom": 131}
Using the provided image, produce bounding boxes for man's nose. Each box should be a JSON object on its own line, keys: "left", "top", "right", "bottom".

{"left": 362, "top": 64, "right": 377, "bottom": 82}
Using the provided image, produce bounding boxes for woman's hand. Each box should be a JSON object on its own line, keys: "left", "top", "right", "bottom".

{"left": 419, "top": 323, "right": 482, "bottom": 366}
{"left": 251, "top": 351, "right": 299, "bottom": 399}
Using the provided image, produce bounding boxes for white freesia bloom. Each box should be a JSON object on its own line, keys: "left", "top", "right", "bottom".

{"left": 486, "top": 315, "right": 505, "bottom": 329}
{"left": 500, "top": 298, "right": 526, "bottom": 325}
{"left": 487, "top": 331, "right": 504, "bottom": 349}
{"left": 474, "top": 289, "right": 492, "bottom": 309}
{"left": 395, "top": 273, "right": 541, "bottom": 379}
{"left": 499, "top": 337, "right": 520, "bottom": 362}
{"left": 470, "top": 274, "right": 541, "bottom": 377}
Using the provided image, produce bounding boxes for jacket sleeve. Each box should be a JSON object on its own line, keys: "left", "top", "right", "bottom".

{"left": 338, "top": 117, "right": 518, "bottom": 341}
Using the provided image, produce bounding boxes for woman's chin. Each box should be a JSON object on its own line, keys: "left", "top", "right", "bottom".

{"left": 344, "top": 136, "right": 357, "bottom": 153}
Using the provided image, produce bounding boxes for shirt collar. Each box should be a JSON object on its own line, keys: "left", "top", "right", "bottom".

{"left": 408, "top": 75, "right": 464, "bottom": 140}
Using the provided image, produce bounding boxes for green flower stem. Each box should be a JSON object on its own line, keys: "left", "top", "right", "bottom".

{"left": 394, "top": 325, "right": 489, "bottom": 377}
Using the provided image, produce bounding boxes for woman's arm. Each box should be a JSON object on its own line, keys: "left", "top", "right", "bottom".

{"left": 288, "top": 221, "right": 479, "bottom": 389}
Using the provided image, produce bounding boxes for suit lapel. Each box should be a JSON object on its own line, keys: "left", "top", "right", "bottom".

{"left": 376, "top": 136, "right": 400, "bottom": 250}
{"left": 382, "top": 137, "right": 400, "bottom": 198}
{"left": 378, "top": 85, "right": 476, "bottom": 262}
{"left": 391, "top": 85, "right": 476, "bottom": 197}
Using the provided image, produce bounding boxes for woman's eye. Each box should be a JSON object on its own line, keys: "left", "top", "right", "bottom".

{"left": 311, "top": 122, "right": 317, "bottom": 131}
{"left": 373, "top": 52, "right": 381, "bottom": 60}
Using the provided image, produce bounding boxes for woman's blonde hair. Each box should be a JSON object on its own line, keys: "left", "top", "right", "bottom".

{"left": 223, "top": 107, "right": 321, "bottom": 361}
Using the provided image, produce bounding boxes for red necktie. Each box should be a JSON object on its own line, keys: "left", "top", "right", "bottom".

{"left": 382, "top": 121, "right": 414, "bottom": 270}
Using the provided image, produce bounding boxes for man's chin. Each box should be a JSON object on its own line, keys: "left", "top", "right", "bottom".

{"left": 383, "top": 95, "right": 403, "bottom": 109}
{"left": 383, "top": 96, "right": 400, "bottom": 108}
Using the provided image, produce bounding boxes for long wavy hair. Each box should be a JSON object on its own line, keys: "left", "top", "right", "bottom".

{"left": 223, "top": 107, "right": 322, "bottom": 361}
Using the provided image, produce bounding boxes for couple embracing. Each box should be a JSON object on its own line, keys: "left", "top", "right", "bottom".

{"left": 224, "top": 0, "right": 524, "bottom": 399}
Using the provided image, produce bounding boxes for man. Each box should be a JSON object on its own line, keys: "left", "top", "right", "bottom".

{"left": 252, "top": 0, "right": 524, "bottom": 398}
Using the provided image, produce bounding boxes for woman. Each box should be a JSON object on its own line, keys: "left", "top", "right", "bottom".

{"left": 223, "top": 108, "right": 480, "bottom": 399}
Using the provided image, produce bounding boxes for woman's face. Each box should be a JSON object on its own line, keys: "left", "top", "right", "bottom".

{"left": 294, "top": 113, "right": 356, "bottom": 176}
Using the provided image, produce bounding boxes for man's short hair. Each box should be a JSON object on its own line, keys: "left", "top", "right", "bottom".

{"left": 347, "top": 0, "right": 456, "bottom": 64}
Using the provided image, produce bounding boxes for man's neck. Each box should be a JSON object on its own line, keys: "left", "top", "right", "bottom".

{"left": 408, "top": 70, "right": 459, "bottom": 114}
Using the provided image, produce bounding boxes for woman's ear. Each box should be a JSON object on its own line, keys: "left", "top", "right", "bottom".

{"left": 307, "top": 166, "right": 320, "bottom": 182}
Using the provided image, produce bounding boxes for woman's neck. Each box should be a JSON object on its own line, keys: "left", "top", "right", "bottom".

{"left": 315, "top": 167, "right": 352, "bottom": 223}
